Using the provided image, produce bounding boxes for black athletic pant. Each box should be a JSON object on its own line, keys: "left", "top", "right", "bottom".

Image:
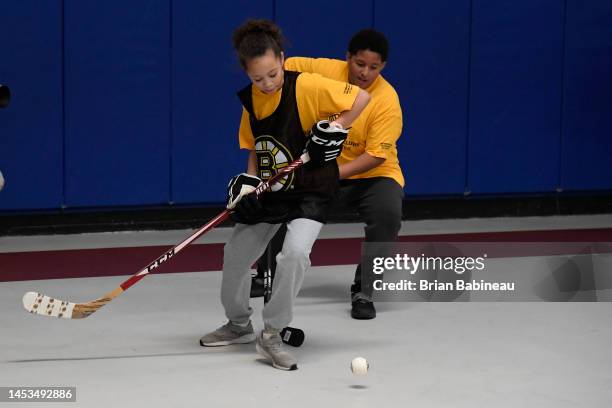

{"left": 257, "top": 177, "right": 404, "bottom": 299}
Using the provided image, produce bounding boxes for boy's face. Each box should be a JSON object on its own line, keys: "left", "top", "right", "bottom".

{"left": 346, "top": 49, "right": 386, "bottom": 90}
{"left": 245, "top": 49, "right": 284, "bottom": 94}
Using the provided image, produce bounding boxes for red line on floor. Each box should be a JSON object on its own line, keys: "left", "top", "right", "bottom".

{"left": 2, "top": 228, "right": 612, "bottom": 282}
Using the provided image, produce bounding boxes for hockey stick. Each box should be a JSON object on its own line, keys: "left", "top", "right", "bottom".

{"left": 22, "top": 152, "right": 311, "bottom": 320}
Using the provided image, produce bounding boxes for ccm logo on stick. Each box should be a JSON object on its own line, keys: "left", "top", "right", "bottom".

{"left": 146, "top": 249, "right": 175, "bottom": 272}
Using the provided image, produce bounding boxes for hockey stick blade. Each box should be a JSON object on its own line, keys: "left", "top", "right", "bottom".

{"left": 22, "top": 153, "right": 311, "bottom": 319}
{"left": 23, "top": 290, "right": 116, "bottom": 319}
{"left": 22, "top": 209, "right": 231, "bottom": 319}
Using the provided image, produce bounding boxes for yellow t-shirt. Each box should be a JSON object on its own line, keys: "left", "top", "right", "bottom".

{"left": 238, "top": 72, "right": 360, "bottom": 150}
{"left": 284, "top": 57, "right": 404, "bottom": 187}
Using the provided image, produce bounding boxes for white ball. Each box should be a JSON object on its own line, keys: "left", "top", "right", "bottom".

{"left": 0, "top": 170, "right": 4, "bottom": 191}
{"left": 351, "top": 357, "right": 369, "bottom": 376}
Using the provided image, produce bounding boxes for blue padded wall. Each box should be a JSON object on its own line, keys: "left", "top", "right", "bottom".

{"left": 2, "top": 0, "right": 612, "bottom": 214}
{"left": 560, "top": 0, "right": 612, "bottom": 191}
{"left": 63, "top": 0, "right": 171, "bottom": 207}
{"left": 0, "top": 2, "right": 63, "bottom": 210}
{"left": 467, "top": 0, "right": 564, "bottom": 194}
{"left": 171, "top": 1, "right": 272, "bottom": 205}
{"left": 376, "top": 0, "right": 471, "bottom": 195}
{"left": 276, "top": 0, "right": 373, "bottom": 59}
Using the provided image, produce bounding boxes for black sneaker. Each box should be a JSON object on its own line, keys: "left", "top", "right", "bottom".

{"left": 351, "top": 299, "right": 376, "bottom": 320}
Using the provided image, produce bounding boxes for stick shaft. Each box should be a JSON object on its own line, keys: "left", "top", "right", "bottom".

{"left": 119, "top": 152, "right": 309, "bottom": 292}
{"left": 119, "top": 210, "right": 230, "bottom": 292}
{"left": 23, "top": 153, "right": 310, "bottom": 319}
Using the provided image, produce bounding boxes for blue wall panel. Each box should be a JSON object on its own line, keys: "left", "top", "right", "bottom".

{"left": 63, "top": 0, "right": 171, "bottom": 207}
{"left": 561, "top": 0, "right": 612, "bottom": 191}
{"left": 0, "top": 2, "right": 63, "bottom": 210}
{"left": 468, "top": 0, "right": 564, "bottom": 194}
{"left": 376, "top": 0, "right": 471, "bottom": 195}
{"left": 2, "top": 1, "right": 612, "bottom": 214}
{"left": 276, "top": 0, "right": 372, "bottom": 60}
{"left": 171, "top": 1, "right": 272, "bottom": 205}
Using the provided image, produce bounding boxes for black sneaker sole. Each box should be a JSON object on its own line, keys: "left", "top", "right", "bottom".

{"left": 351, "top": 311, "right": 376, "bottom": 320}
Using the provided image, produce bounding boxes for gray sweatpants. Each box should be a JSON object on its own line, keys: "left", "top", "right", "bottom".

{"left": 221, "top": 218, "right": 322, "bottom": 330}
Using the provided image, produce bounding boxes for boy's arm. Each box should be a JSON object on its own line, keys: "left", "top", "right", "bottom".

{"left": 339, "top": 153, "right": 385, "bottom": 179}
{"left": 332, "top": 88, "right": 370, "bottom": 129}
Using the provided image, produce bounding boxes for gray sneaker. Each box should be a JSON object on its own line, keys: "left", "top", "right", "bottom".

{"left": 256, "top": 329, "right": 298, "bottom": 371}
{"left": 199, "top": 321, "right": 256, "bottom": 346}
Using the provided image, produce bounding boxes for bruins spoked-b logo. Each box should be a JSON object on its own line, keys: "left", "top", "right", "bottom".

{"left": 254, "top": 135, "right": 294, "bottom": 192}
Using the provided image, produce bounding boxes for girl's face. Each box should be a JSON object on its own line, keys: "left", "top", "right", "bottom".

{"left": 245, "top": 49, "right": 284, "bottom": 94}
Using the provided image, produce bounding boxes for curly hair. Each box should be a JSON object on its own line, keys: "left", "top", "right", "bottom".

{"left": 232, "top": 19, "right": 285, "bottom": 68}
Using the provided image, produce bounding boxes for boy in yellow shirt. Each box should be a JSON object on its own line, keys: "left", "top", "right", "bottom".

{"left": 255, "top": 29, "right": 404, "bottom": 320}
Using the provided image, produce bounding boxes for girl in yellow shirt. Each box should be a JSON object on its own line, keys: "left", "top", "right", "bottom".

{"left": 199, "top": 19, "right": 370, "bottom": 371}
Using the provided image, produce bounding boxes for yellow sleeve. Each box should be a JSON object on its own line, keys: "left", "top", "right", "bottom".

{"left": 295, "top": 72, "right": 360, "bottom": 131}
{"left": 364, "top": 98, "right": 403, "bottom": 159}
{"left": 284, "top": 57, "right": 316, "bottom": 73}
{"left": 285, "top": 57, "right": 346, "bottom": 81}
{"left": 238, "top": 107, "right": 255, "bottom": 150}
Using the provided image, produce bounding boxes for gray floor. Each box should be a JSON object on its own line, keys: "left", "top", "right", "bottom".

{"left": 1, "top": 216, "right": 612, "bottom": 407}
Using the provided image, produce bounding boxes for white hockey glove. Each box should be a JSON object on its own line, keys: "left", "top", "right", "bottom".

{"left": 226, "top": 173, "right": 262, "bottom": 210}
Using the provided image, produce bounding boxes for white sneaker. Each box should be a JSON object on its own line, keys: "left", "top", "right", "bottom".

{"left": 199, "top": 321, "right": 256, "bottom": 346}
{"left": 256, "top": 329, "right": 298, "bottom": 371}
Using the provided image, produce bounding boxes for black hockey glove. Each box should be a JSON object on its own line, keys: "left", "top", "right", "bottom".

{"left": 305, "top": 120, "right": 349, "bottom": 167}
